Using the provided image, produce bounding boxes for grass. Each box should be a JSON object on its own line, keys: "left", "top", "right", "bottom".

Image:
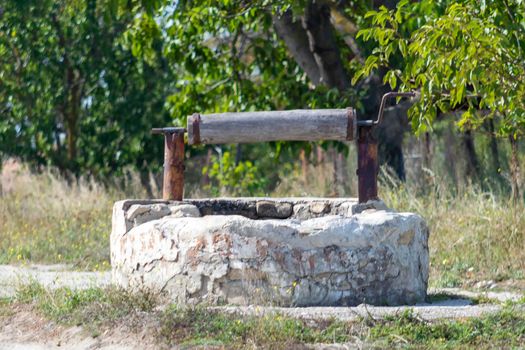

{"left": 379, "top": 173, "right": 525, "bottom": 288}
{"left": 1, "top": 158, "right": 524, "bottom": 285}
{"left": 14, "top": 281, "right": 159, "bottom": 335}
{"left": 0, "top": 163, "right": 147, "bottom": 270}
{"left": 5, "top": 282, "right": 525, "bottom": 348}
{"left": 158, "top": 306, "right": 354, "bottom": 348}
{"left": 369, "top": 307, "right": 525, "bottom": 348}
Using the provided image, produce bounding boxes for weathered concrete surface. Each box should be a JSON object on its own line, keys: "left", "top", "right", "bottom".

{"left": 213, "top": 300, "right": 523, "bottom": 323}
{"left": 111, "top": 198, "right": 429, "bottom": 306}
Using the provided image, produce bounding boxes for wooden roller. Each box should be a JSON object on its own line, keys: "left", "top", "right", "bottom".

{"left": 187, "top": 108, "right": 356, "bottom": 145}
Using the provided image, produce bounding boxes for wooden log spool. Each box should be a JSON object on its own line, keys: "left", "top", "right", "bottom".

{"left": 187, "top": 108, "right": 356, "bottom": 145}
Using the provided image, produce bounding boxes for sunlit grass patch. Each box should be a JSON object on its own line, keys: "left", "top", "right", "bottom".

{"left": 157, "top": 303, "right": 524, "bottom": 348}
{"left": 0, "top": 165, "right": 128, "bottom": 270}
{"left": 370, "top": 307, "right": 525, "bottom": 348}
{"left": 14, "top": 281, "right": 159, "bottom": 335}
{"left": 158, "top": 306, "right": 354, "bottom": 348}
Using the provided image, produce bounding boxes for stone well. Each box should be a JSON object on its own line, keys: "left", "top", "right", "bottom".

{"left": 111, "top": 198, "right": 429, "bottom": 306}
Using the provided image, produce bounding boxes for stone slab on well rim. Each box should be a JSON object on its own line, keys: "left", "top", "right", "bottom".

{"left": 111, "top": 198, "right": 429, "bottom": 306}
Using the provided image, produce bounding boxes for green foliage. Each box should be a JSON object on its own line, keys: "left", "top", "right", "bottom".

{"left": 164, "top": 2, "right": 359, "bottom": 108}
{"left": 0, "top": 0, "right": 173, "bottom": 176}
{"left": 357, "top": 0, "right": 525, "bottom": 138}
{"left": 203, "top": 151, "right": 268, "bottom": 196}
{"left": 120, "top": 0, "right": 362, "bottom": 166}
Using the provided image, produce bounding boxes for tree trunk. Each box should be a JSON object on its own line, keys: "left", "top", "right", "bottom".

{"left": 65, "top": 67, "right": 78, "bottom": 164}
{"left": 509, "top": 135, "right": 521, "bottom": 202}
{"left": 273, "top": 0, "right": 407, "bottom": 182}
{"left": 423, "top": 132, "right": 432, "bottom": 169}
{"left": 273, "top": 11, "right": 321, "bottom": 85}
{"left": 202, "top": 148, "right": 212, "bottom": 186}
{"left": 316, "top": 145, "right": 325, "bottom": 188}
{"left": 331, "top": 150, "right": 345, "bottom": 196}
{"left": 485, "top": 118, "right": 501, "bottom": 175}
{"left": 140, "top": 170, "right": 154, "bottom": 198}
{"left": 462, "top": 129, "right": 481, "bottom": 181}
{"left": 52, "top": 10, "right": 82, "bottom": 171}
{"left": 375, "top": 102, "right": 410, "bottom": 180}
{"left": 443, "top": 124, "right": 459, "bottom": 189}
{"left": 235, "top": 144, "right": 242, "bottom": 166}
{"left": 302, "top": 2, "right": 349, "bottom": 91}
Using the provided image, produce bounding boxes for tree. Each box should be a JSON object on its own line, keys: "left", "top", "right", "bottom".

{"left": 114, "top": 0, "right": 412, "bottom": 180}
{"left": 357, "top": 0, "right": 525, "bottom": 200}
{"left": 0, "top": 0, "right": 173, "bottom": 180}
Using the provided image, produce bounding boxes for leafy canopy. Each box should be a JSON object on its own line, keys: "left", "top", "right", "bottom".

{"left": 0, "top": 0, "right": 173, "bottom": 176}
{"left": 112, "top": 0, "right": 363, "bottom": 124}
{"left": 356, "top": 0, "right": 525, "bottom": 137}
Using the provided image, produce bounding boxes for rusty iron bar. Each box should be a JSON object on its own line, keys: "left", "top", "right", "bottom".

{"left": 356, "top": 91, "right": 415, "bottom": 203}
{"left": 152, "top": 127, "right": 185, "bottom": 201}
{"left": 374, "top": 91, "right": 416, "bottom": 126}
{"left": 357, "top": 126, "right": 378, "bottom": 203}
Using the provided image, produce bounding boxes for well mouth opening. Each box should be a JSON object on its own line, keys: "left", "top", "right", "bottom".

{"left": 121, "top": 197, "right": 388, "bottom": 227}
{"left": 186, "top": 197, "right": 359, "bottom": 220}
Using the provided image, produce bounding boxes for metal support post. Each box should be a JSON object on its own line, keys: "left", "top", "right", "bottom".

{"left": 356, "top": 91, "right": 415, "bottom": 203}
{"left": 152, "top": 127, "right": 185, "bottom": 201}
{"left": 357, "top": 126, "right": 378, "bottom": 203}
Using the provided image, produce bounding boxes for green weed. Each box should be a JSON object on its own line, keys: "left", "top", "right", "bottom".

{"left": 15, "top": 281, "right": 159, "bottom": 334}
{"left": 370, "top": 307, "right": 525, "bottom": 348}
{"left": 158, "top": 306, "right": 352, "bottom": 348}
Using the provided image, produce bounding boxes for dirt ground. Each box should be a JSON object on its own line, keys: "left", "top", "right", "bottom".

{"left": 0, "top": 264, "right": 523, "bottom": 350}
{"left": 0, "top": 304, "right": 160, "bottom": 350}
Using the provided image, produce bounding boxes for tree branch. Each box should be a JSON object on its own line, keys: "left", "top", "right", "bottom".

{"left": 302, "top": 1, "right": 349, "bottom": 91}
{"left": 272, "top": 10, "right": 321, "bottom": 85}
{"left": 328, "top": 4, "right": 364, "bottom": 64}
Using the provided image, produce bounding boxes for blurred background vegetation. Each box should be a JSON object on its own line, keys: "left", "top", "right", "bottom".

{"left": 0, "top": 0, "right": 524, "bottom": 287}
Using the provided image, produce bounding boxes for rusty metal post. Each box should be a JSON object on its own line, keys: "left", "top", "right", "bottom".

{"left": 355, "top": 91, "right": 415, "bottom": 203}
{"left": 152, "top": 127, "right": 185, "bottom": 201}
{"left": 357, "top": 125, "right": 378, "bottom": 203}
